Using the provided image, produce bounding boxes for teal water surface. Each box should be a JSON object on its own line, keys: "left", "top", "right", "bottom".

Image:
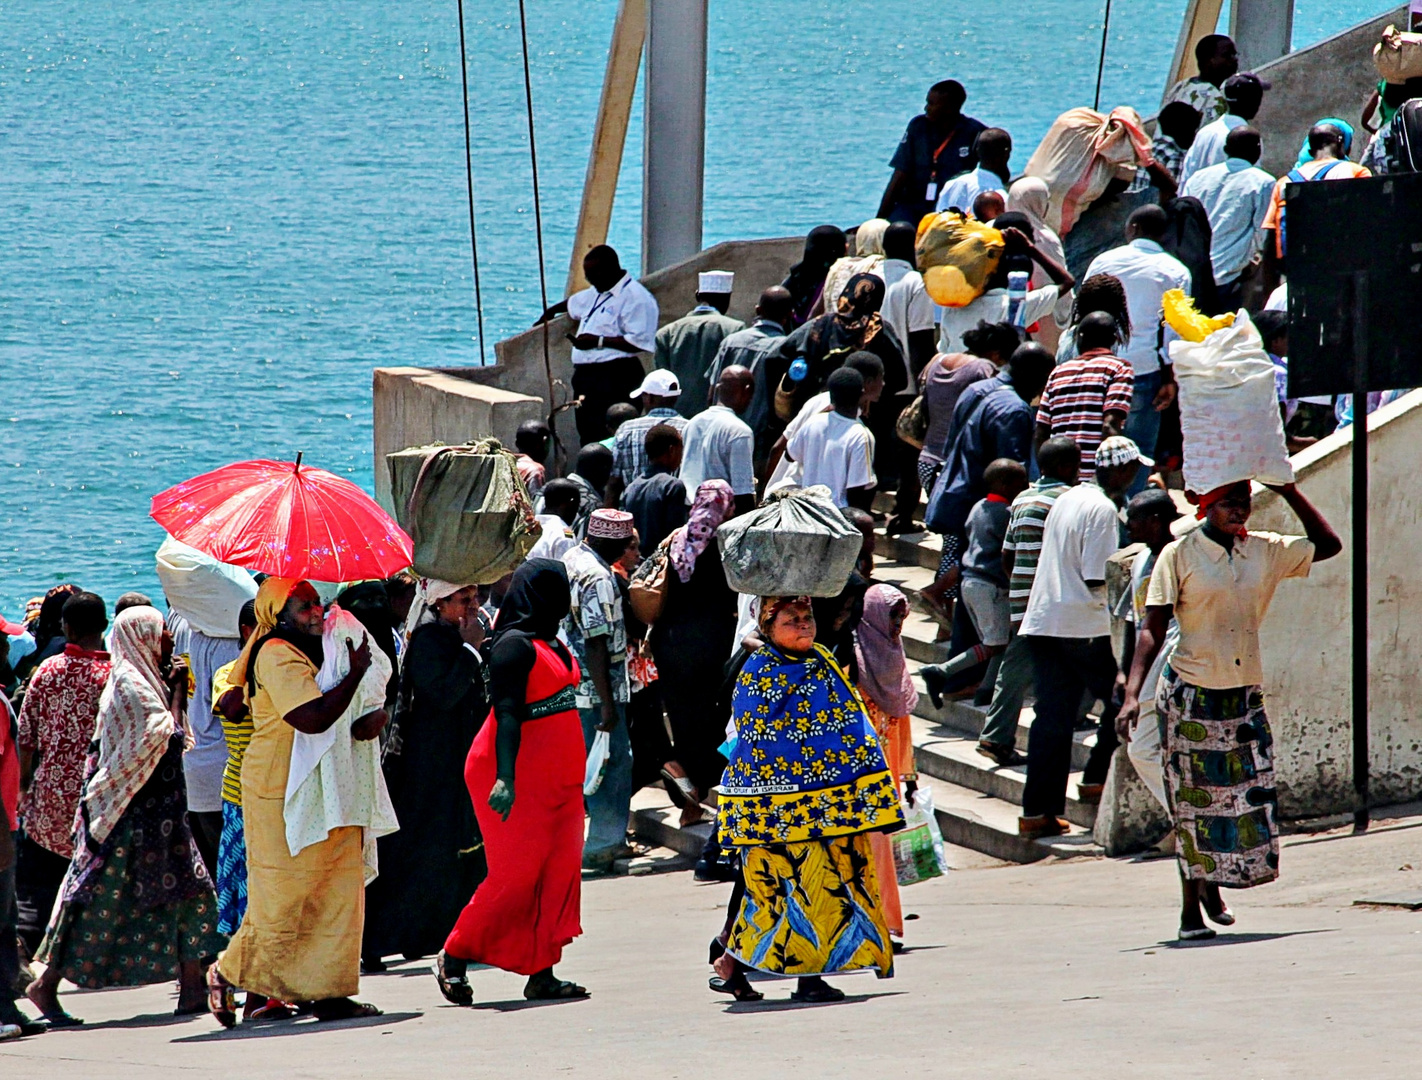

{"left": 0, "top": 0, "right": 1382, "bottom": 614}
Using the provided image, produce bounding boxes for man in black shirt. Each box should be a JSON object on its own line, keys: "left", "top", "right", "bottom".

{"left": 620, "top": 424, "right": 688, "bottom": 553}
{"left": 878, "top": 79, "right": 987, "bottom": 225}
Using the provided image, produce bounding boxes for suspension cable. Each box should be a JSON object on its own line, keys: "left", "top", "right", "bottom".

{"left": 1093, "top": 0, "right": 1114, "bottom": 112}
{"left": 456, "top": 0, "right": 486, "bottom": 363}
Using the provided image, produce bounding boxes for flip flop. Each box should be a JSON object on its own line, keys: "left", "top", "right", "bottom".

{"left": 789, "top": 982, "right": 845, "bottom": 1004}
{"left": 659, "top": 765, "right": 700, "bottom": 810}
{"left": 246, "top": 1000, "right": 298, "bottom": 1022}
{"left": 433, "top": 951, "right": 474, "bottom": 1007}
{"left": 37, "top": 1010, "right": 84, "bottom": 1028}
{"left": 1177, "top": 926, "right": 1217, "bottom": 942}
{"left": 312, "top": 1000, "right": 382, "bottom": 1022}
{"left": 524, "top": 978, "right": 589, "bottom": 1001}
{"left": 708, "top": 976, "right": 763, "bottom": 1002}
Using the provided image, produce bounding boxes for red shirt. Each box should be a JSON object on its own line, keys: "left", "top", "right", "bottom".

{"left": 0, "top": 696, "right": 19, "bottom": 832}
{"left": 1035, "top": 348, "right": 1134, "bottom": 481}
{"left": 16, "top": 644, "right": 112, "bottom": 856}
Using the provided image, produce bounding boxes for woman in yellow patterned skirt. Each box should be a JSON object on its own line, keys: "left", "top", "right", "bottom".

{"left": 711, "top": 595, "right": 903, "bottom": 1003}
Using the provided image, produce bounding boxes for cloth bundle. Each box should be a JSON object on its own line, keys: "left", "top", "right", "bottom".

{"left": 154, "top": 535, "right": 258, "bottom": 639}
{"left": 715, "top": 486, "right": 863, "bottom": 597}
{"left": 1022, "top": 106, "right": 1153, "bottom": 236}
{"left": 284, "top": 604, "right": 399, "bottom": 883}
{"left": 1374, "top": 24, "right": 1422, "bottom": 83}
{"left": 915, "top": 210, "right": 1004, "bottom": 307}
{"left": 387, "top": 438, "right": 541, "bottom": 585}
{"left": 1165, "top": 293, "right": 1294, "bottom": 495}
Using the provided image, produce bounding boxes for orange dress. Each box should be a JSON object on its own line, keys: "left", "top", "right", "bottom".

{"left": 861, "top": 696, "right": 916, "bottom": 938}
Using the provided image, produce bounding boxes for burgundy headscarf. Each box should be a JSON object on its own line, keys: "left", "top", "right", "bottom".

{"left": 853, "top": 584, "right": 916, "bottom": 716}
{"left": 671, "top": 479, "right": 735, "bottom": 584}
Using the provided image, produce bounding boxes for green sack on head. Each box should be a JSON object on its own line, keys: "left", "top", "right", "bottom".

{"left": 386, "top": 438, "right": 541, "bottom": 585}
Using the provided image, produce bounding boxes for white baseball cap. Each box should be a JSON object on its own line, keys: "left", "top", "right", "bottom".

{"left": 631, "top": 369, "right": 681, "bottom": 398}
{"left": 698, "top": 270, "right": 734, "bottom": 294}
{"left": 1095, "top": 435, "right": 1154, "bottom": 469}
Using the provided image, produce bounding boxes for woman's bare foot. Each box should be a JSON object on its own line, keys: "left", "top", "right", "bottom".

{"left": 712, "top": 951, "right": 737, "bottom": 981}
{"left": 25, "top": 969, "right": 63, "bottom": 1018}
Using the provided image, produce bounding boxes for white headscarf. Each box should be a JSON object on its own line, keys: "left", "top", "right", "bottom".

{"left": 401, "top": 577, "right": 471, "bottom": 643}
{"left": 83, "top": 607, "right": 179, "bottom": 845}
{"left": 1007, "top": 176, "right": 1072, "bottom": 332}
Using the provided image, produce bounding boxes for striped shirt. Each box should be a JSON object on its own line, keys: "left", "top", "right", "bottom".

{"left": 1034, "top": 348, "right": 1133, "bottom": 481}
{"left": 213, "top": 659, "right": 253, "bottom": 806}
{"left": 1003, "top": 478, "right": 1072, "bottom": 626}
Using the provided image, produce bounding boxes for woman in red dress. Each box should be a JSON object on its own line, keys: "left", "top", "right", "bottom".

{"left": 435, "top": 559, "right": 588, "bottom": 1002}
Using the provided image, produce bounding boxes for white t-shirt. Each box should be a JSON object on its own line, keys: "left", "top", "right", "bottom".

{"left": 881, "top": 259, "right": 935, "bottom": 386}
{"left": 766, "top": 391, "right": 832, "bottom": 493}
{"left": 786, "top": 409, "right": 876, "bottom": 508}
{"left": 679, "top": 404, "right": 755, "bottom": 503}
{"left": 527, "top": 513, "right": 577, "bottom": 562}
{"left": 1019, "top": 483, "right": 1120, "bottom": 639}
{"left": 936, "top": 286, "right": 1061, "bottom": 354}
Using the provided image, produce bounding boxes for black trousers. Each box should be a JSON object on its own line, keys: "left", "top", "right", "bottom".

{"left": 189, "top": 809, "right": 223, "bottom": 885}
{"left": 14, "top": 835, "right": 68, "bottom": 955}
{"left": 1, "top": 833, "right": 21, "bottom": 1003}
{"left": 1022, "top": 636, "right": 1120, "bottom": 818}
{"left": 571, "top": 355, "right": 645, "bottom": 447}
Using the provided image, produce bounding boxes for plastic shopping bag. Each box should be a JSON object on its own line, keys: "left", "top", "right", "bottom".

{"left": 915, "top": 211, "right": 1004, "bottom": 308}
{"left": 892, "top": 787, "right": 949, "bottom": 885}
{"left": 1164, "top": 293, "right": 1293, "bottom": 494}
{"left": 583, "top": 729, "right": 611, "bottom": 796}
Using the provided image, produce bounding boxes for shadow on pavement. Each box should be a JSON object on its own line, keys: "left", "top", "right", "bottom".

{"left": 721, "top": 991, "right": 907, "bottom": 1013}
{"left": 1122, "top": 927, "right": 1338, "bottom": 952}
{"left": 466, "top": 996, "right": 592, "bottom": 1013}
{"left": 170, "top": 1010, "right": 421, "bottom": 1042}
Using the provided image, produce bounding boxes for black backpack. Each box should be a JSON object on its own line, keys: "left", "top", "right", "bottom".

{"left": 1392, "top": 99, "right": 1422, "bottom": 173}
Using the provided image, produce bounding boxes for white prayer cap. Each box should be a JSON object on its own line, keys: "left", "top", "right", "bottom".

{"left": 698, "top": 270, "right": 734, "bottom": 294}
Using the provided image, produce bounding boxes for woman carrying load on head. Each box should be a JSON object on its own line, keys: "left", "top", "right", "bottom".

{"left": 210, "top": 576, "right": 387, "bottom": 1026}
{"left": 27, "top": 606, "right": 224, "bottom": 1026}
{"left": 1118, "top": 480, "right": 1340, "bottom": 942}
{"left": 710, "top": 595, "right": 903, "bottom": 1004}
{"left": 362, "top": 577, "right": 487, "bottom": 972}
{"left": 436, "top": 559, "right": 588, "bottom": 1004}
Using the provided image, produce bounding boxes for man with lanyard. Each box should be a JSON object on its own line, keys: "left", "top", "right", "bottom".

{"left": 878, "top": 79, "right": 986, "bottom": 225}
{"left": 536, "top": 244, "right": 659, "bottom": 446}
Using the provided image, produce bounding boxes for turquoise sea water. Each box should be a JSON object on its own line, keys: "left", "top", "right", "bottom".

{"left": 0, "top": 0, "right": 1382, "bottom": 614}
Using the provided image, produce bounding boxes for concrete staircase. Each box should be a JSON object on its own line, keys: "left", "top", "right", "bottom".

{"left": 628, "top": 514, "right": 1105, "bottom": 866}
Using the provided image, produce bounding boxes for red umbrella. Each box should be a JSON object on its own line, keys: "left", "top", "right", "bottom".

{"left": 150, "top": 457, "right": 413, "bottom": 583}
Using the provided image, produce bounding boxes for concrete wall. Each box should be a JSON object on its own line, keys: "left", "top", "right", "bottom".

{"left": 1252, "top": 6, "right": 1402, "bottom": 177}
{"left": 370, "top": 367, "right": 545, "bottom": 512}
{"left": 1249, "top": 390, "right": 1422, "bottom": 816}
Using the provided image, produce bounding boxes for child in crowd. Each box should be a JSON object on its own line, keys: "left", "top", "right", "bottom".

{"left": 920, "top": 458, "right": 1028, "bottom": 703}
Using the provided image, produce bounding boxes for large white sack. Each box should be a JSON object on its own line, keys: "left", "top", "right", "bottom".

{"left": 1169, "top": 310, "right": 1294, "bottom": 494}
{"left": 154, "top": 536, "right": 258, "bottom": 639}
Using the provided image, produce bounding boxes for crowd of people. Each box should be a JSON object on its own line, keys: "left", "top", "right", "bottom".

{"left": 1, "top": 25, "right": 1398, "bottom": 1038}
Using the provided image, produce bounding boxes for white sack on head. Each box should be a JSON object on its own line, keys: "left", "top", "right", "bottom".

{"left": 155, "top": 536, "right": 258, "bottom": 639}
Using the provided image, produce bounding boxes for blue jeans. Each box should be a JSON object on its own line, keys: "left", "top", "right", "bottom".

{"left": 1124, "top": 369, "right": 1162, "bottom": 497}
{"left": 580, "top": 703, "right": 632, "bottom": 865}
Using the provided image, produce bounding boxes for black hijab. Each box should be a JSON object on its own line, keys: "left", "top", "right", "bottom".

{"left": 782, "top": 224, "right": 847, "bottom": 327}
{"left": 813, "top": 573, "right": 870, "bottom": 675}
{"left": 490, "top": 559, "right": 571, "bottom": 647}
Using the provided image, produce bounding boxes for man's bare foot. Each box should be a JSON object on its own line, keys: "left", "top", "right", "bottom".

{"left": 679, "top": 805, "right": 706, "bottom": 828}
{"left": 25, "top": 976, "right": 61, "bottom": 1018}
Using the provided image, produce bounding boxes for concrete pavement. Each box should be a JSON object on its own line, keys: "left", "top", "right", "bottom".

{"left": 6, "top": 809, "right": 1422, "bottom": 1078}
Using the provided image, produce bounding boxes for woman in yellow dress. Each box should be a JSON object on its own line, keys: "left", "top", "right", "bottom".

{"left": 209, "top": 577, "right": 387, "bottom": 1025}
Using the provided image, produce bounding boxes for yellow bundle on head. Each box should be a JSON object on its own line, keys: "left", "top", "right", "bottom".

{"left": 915, "top": 211, "right": 1004, "bottom": 308}
{"left": 1162, "top": 289, "right": 1235, "bottom": 343}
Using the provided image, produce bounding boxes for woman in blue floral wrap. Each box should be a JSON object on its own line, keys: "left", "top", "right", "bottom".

{"left": 710, "top": 595, "right": 903, "bottom": 1004}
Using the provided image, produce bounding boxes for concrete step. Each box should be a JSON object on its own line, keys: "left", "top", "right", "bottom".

{"left": 911, "top": 716, "right": 1097, "bottom": 830}
{"left": 875, "top": 528, "right": 941, "bottom": 571}
{"left": 909, "top": 675, "right": 1098, "bottom": 773}
{"left": 917, "top": 774, "right": 1100, "bottom": 864}
{"left": 628, "top": 788, "right": 714, "bottom": 860}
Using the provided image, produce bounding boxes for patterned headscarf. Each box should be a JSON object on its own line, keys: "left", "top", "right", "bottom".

{"left": 83, "top": 607, "right": 177, "bottom": 845}
{"left": 671, "top": 480, "right": 735, "bottom": 584}
{"left": 853, "top": 584, "right": 917, "bottom": 716}
{"left": 834, "top": 272, "right": 887, "bottom": 341}
{"left": 756, "top": 595, "right": 813, "bottom": 637}
{"left": 230, "top": 575, "right": 303, "bottom": 690}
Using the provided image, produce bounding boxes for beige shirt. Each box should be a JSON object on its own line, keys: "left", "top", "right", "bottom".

{"left": 1146, "top": 528, "right": 1313, "bottom": 689}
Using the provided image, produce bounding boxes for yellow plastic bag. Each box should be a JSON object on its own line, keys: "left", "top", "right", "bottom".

{"left": 1162, "top": 289, "right": 1235, "bottom": 343}
{"left": 915, "top": 211, "right": 1004, "bottom": 308}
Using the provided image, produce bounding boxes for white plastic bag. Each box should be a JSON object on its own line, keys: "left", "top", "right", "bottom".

{"left": 1169, "top": 310, "right": 1294, "bottom": 495}
{"left": 583, "top": 728, "right": 611, "bottom": 796}
{"left": 891, "top": 786, "right": 950, "bottom": 885}
{"left": 154, "top": 536, "right": 258, "bottom": 639}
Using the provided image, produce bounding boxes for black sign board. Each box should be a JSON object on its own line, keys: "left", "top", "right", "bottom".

{"left": 1286, "top": 172, "right": 1422, "bottom": 398}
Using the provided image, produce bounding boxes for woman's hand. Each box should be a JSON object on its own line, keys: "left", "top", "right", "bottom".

{"left": 458, "top": 607, "right": 486, "bottom": 650}
{"left": 1115, "top": 696, "right": 1139, "bottom": 741}
{"left": 167, "top": 657, "right": 191, "bottom": 693}
{"left": 488, "top": 777, "right": 515, "bottom": 821}
{"left": 351, "top": 709, "right": 387, "bottom": 741}
{"left": 346, "top": 633, "right": 373, "bottom": 678}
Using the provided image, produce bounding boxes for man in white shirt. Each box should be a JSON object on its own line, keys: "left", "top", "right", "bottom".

{"left": 1083, "top": 205, "right": 1192, "bottom": 493}
{"left": 1181, "top": 126, "right": 1275, "bottom": 313}
{"left": 937, "top": 225, "right": 1075, "bottom": 354}
{"left": 786, "top": 368, "right": 877, "bottom": 509}
{"left": 880, "top": 222, "right": 936, "bottom": 383}
{"left": 763, "top": 352, "right": 885, "bottom": 494}
{"left": 1177, "top": 72, "right": 1267, "bottom": 187}
{"left": 679, "top": 365, "right": 756, "bottom": 513}
{"left": 1016, "top": 436, "right": 1145, "bottom": 839}
{"left": 536, "top": 244, "right": 659, "bottom": 445}
{"left": 935, "top": 128, "right": 1011, "bottom": 214}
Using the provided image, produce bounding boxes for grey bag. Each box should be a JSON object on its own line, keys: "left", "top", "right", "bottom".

{"left": 386, "top": 438, "right": 541, "bottom": 584}
{"left": 715, "top": 485, "right": 862, "bottom": 597}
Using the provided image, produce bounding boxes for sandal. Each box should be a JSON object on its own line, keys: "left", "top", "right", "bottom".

{"left": 790, "top": 979, "right": 845, "bottom": 1004}
{"left": 433, "top": 950, "right": 474, "bottom": 1006}
{"left": 523, "top": 976, "right": 589, "bottom": 1001}
{"left": 311, "top": 998, "right": 382, "bottom": 1022}
{"left": 246, "top": 1000, "right": 297, "bottom": 1022}
{"left": 659, "top": 764, "right": 700, "bottom": 810}
{"left": 708, "top": 975, "right": 763, "bottom": 1002}
{"left": 1177, "top": 926, "right": 1217, "bottom": 942}
{"left": 207, "top": 965, "right": 237, "bottom": 1029}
